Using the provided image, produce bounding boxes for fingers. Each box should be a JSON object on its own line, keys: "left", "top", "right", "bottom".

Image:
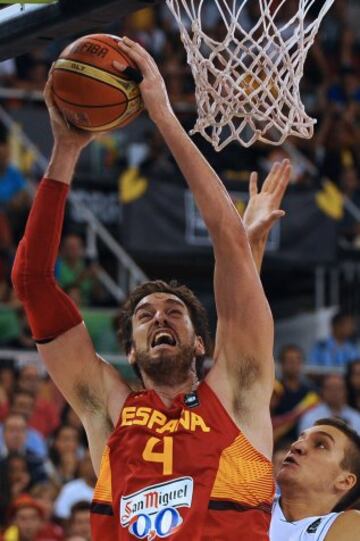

{"left": 43, "top": 73, "right": 54, "bottom": 107}
{"left": 116, "top": 36, "right": 157, "bottom": 80}
{"left": 249, "top": 172, "right": 258, "bottom": 197}
{"left": 263, "top": 159, "right": 290, "bottom": 193}
{"left": 264, "top": 209, "right": 286, "bottom": 228}
{"left": 262, "top": 161, "right": 281, "bottom": 191}
{"left": 274, "top": 162, "right": 292, "bottom": 201}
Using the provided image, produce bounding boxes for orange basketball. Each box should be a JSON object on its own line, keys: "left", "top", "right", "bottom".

{"left": 52, "top": 34, "right": 144, "bottom": 132}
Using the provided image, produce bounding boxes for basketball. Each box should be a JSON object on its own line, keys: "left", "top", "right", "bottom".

{"left": 52, "top": 34, "right": 144, "bottom": 132}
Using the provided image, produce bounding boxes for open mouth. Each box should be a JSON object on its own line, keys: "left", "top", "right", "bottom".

{"left": 151, "top": 330, "right": 177, "bottom": 349}
{"left": 282, "top": 455, "right": 298, "bottom": 466}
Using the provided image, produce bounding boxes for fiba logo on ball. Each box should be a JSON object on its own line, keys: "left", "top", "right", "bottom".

{"left": 52, "top": 33, "right": 144, "bottom": 132}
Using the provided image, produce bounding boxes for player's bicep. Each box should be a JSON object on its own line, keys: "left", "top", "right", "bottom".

{"left": 37, "top": 321, "right": 130, "bottom": 422}
{"left": 213, "top": 247, "right": 274, "bottom": 367}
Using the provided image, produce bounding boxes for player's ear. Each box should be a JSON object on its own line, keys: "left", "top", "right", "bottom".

{"left": 194, "top": 336, "right": 205, "bottom": 357}
{"left": 335, "top": 471, "right": 357, "bottom": 494}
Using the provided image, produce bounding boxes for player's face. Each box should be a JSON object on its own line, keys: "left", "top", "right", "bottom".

{"left": 277, "top": 425, "right": 350, "bottom": 495}
{"left": 130, "top": 292, "right": 204, "bottom": 383}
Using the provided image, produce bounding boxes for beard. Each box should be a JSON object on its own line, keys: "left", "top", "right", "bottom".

{"left": 134, "top": 343, "right": 196, "bottom": 387}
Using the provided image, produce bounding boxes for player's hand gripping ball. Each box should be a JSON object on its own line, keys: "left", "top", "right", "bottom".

{"left": 52, "top": 34, "right": 144, "bottom": 131}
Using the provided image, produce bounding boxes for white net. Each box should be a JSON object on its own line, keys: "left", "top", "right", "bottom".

{"left": 165, "top": 0, "right": 335, "bottom": 150}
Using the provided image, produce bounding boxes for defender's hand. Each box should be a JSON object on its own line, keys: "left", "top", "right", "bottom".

{"left": 43, "top": 73, "right": 97, "bottom": 151}
{"left": 243, "top": 160, "right": 291, "bottom": 244}
{"left": 115, "top": 37, "right": 173, "bottom": 123}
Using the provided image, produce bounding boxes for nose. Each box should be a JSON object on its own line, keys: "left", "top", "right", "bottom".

{"left": 290, "top": 438, "right": 307, "bottom": 456}
{"left": 154, "top": 310, "right": 168, "bottom": 326}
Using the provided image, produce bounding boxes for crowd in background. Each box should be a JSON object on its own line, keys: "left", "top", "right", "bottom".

{"left": 0, "top": 1, "right": 359, "bottom": 538}
{"left": 1, "top": 342, "right": 360, "bottom": 538}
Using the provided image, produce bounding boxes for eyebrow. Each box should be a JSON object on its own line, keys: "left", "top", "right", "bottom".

{"left": 134, "top": 302, "right": 153, "bottom": 316}
{"left": 134, "top": 298, "right": 185, "bottom": 315}
{"left": 300, "top": 430, "right": 336, "bottom": 444}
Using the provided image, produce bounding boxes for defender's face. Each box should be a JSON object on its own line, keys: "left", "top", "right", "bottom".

{"left": 277, "top": 425, "right": 349, "bottom": 494}
{"left": 130, "top": 292, "right": 202, "bottom": 363}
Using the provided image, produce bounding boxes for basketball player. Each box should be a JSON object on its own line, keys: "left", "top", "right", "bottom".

{"left": 270, "top": 418, "right": 360, "bottom": 540}
{"left": 12, "top": 37, "right": 291, "bottom": 540}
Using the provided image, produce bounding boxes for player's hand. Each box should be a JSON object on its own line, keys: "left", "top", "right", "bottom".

{"left": 243, "top": 160, "right": 291, "bottom": 244}
{"left": 43, "top": 72, "right": 97, "bottom": 151}
{"left": 115, "top": 37, "right": 173, "bottom": 123}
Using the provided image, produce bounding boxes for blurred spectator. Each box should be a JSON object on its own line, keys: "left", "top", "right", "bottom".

{"left": 0, "top": 360, "right": 17, "bottom": 412}
{"left": 272, "top": 345, "right": 320, "bottom": 442}
{"left": 0, "top": 453, "right": 32, "bottom": 508}
{"left": 60, "top": 406, "right": 87, "bottom": 450}
{"left": 0, "top": 389, "right": 47, "bottom": 458}
{"left": 66, "top": 502, "right": 91, "bottom": 541}
{"left": 48, "top": 425, "right": 81, "bottom": 485}
{"left": 55, "top": 234, "right": 103, "bottom": 307}
{"left": 0, "top": 493, "right": 61, "bottom": 541}
{"left": 0, "top": 413, "right": 47, "bottom": 485}
{"left": 309, "top": 311, "right": 359, "bottom": 367}
{"left": 14, "top": 50, "right": 49, "bottom": 92}
{"left": 0, "top": 125, "right": 31, "bottom": 246}
{"left": 0, "top": 59, "right": 17, "bottom": 87}
{"left": 17, "top": 364, "right": 60, "bottom": 438}
{"left": 298, "top": 373, "right": 360, "bottom": 434}
{"left": 345, "top": 358, "right": 360, "bottom": 411}
{"left": 7, "top": 308, "right": 35, "bottom": 350}
{"left": 30, "top": 483, "right": 64, "bottom": 541}
{"left": 339, "top": 166, "right": 360, "bottom": 247}
{"left": 54, "top": 452, "right": 96, "bottom": 520}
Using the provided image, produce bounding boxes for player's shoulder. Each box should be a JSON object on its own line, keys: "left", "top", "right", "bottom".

{"left": 325, "top": 510, "right": 360, "bottom": 541}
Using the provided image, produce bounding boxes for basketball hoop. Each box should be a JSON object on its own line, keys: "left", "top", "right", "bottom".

{"left": 165, "top": 0, "right": 335, "bottom": 150}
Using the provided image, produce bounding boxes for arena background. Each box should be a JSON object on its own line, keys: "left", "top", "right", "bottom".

{"left": 0, "top": 1, "right": 359, "bottom": 539}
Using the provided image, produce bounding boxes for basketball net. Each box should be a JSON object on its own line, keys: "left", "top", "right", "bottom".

{"left": 165, "top": 0, "right": 335, "bottom": 150}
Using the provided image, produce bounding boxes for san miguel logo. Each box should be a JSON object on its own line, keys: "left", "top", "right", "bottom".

{"left": 120, "top": 477, "right": 193, "bottom": 539}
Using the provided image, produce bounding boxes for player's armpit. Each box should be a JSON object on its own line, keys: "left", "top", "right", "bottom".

{"left": 37, "top": 323, "right": 131, "bottom": 428}
{"left": 325, "top": 510, "right": 360, "bottom": 540}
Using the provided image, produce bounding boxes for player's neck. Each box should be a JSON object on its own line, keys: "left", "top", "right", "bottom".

{"left": 143, "top": 372, "right": 199, "bottom": 407}
{"left": 280, "top": 490, "right": 337, "bottom": 521}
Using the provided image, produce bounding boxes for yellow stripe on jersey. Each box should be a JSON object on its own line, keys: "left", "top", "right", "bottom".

{"left": 210, "top": 433, "right": 274, "bottom": 505}
{"left": 94, "top": 445, "right": 112, "bottom": 503}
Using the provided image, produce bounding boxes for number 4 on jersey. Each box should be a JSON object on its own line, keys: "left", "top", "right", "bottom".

{"left": 143, "top": 436, "right": 173, "bottom": 475}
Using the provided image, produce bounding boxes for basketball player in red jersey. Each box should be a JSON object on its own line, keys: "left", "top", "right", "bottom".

{"left": 12, "top": 37, "right": 291, "bottom": 540}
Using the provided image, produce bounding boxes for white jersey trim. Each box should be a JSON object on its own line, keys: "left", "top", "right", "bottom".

{"left": 270, "top": 496, "right": 341, "bottom": 541}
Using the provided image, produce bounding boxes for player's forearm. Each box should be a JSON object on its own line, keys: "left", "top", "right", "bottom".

{"left": 11, "top": 178, "right": 82, "bottom": 341}
{"left": 45, "top": 143, "right": 81, "bottom": 185}
{"left": 154, "top": 111, "right": 248, "bottom": 247}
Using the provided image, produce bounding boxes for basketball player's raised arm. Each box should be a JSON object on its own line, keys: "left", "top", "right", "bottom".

{"left": 11, "top": 78, "right": 130, "bottom": 470}
{"left": 243, "top": 164, "right": 290, "bottom": 272}
{"left": 117, "top": 38, "right": 289, "bottom": 450}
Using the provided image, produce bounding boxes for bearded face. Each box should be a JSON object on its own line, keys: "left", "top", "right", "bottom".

{"left": 129, "top": 292, "right": 205, "bottom": 387}
{"left": 134, "top": 343, "right": 196, "bottom": 386}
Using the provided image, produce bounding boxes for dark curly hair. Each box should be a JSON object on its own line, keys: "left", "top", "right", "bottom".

{"left": 118, "top": 280, "right": 213, "bottom": 380}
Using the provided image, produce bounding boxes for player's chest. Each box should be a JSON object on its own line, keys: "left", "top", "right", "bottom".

{"left": 110, "top": 403, "right": 225, "bottom": 477}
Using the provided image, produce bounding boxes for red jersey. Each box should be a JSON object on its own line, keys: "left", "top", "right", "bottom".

{"left": 91, "top": 381, "right": 274, "bottom": 540}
